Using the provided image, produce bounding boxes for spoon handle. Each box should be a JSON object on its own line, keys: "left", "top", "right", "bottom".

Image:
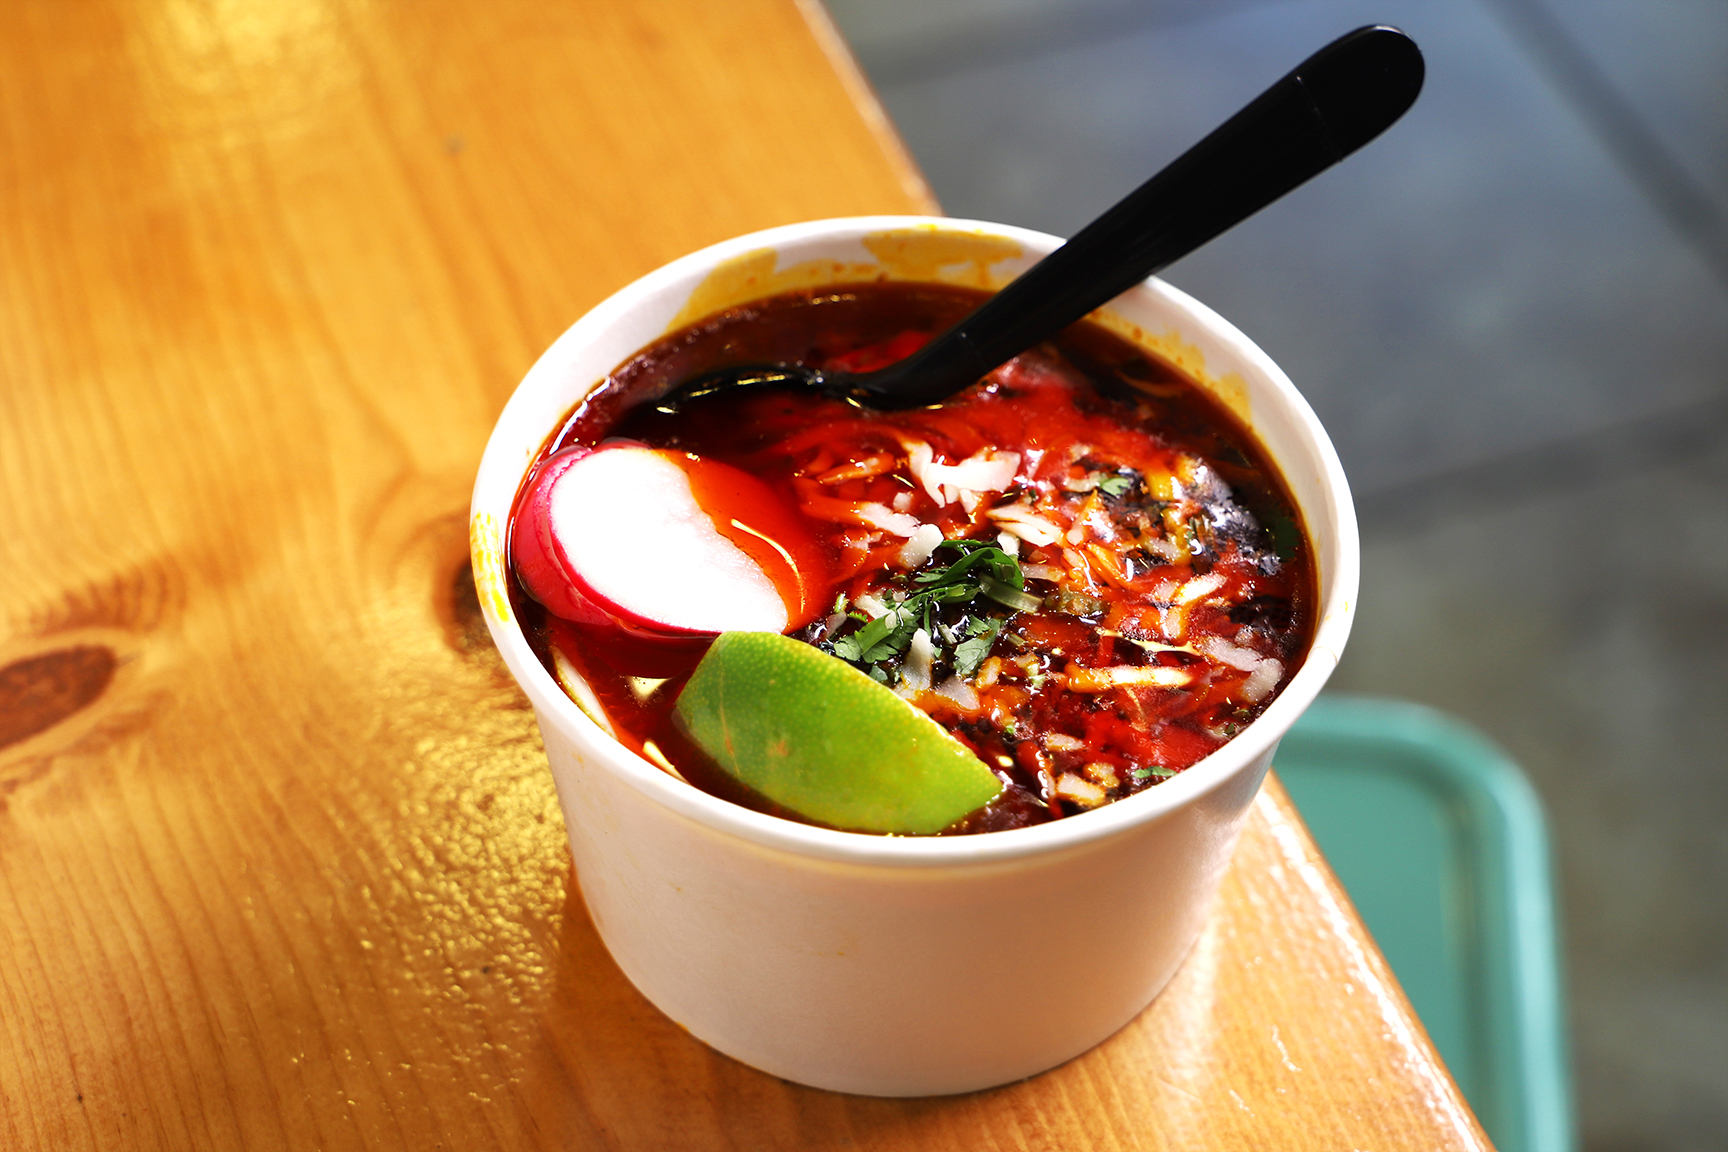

{"left": 859, "top": 25, "right": 1424, "bottom": 405}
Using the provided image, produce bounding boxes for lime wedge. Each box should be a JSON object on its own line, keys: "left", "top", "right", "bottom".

{"left": 674, "top": 632, "right": 1004, "bottom": 834}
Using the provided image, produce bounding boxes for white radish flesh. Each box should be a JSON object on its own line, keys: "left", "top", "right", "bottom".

{"left": 547, "top": 446, "right": 788, "bottom": 634}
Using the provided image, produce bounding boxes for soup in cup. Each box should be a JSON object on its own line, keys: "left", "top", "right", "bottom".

{"left": 469, "top": 216, "right": 1357, "bottom": 1095}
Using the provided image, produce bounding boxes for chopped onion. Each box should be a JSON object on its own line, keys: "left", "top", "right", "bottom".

{"left": 988, "top": 503, "right": 1064, "bottom": 547}
{"left": 1158, "top": 606, "right": 1180, "bottom": 640}
{"left": 1054, "top": 773, "right": 1108, "bottom": 808}
{"left": 854, "top": 593, "right": 891, "bottom": 620}
{"left": 1143, "top": 536, "right": 1182, "bottom": 562}
{"left": 906, "top": 444, "right": 1021, "bottom": 507}
{"left": 897, "top": 522, "right": 944, "bottom": 568}
{"left": 902, "top": 627, "right": 935, "bottom": 691}
{"left": 1175, "top": 572, "right": 1226, "bottom": 604}
{"left": 856, "top": 502, "right": 922, "bottom": 537}
{"left": 1241, "top": 658, "right": 1284, "bottom": 702}
{"left": 902, "top": 440, "right": 936, "bottom": 496}
{"left": 976, "top": 657, "right": 1004, "bottom": 689}
{"left": 553, "top": 647, "right": 616, "bottom": 736}
{"left": 934, "top": 675, "right": 980, "bottom": 711}
{"left": 1082, "top": 761, "right": 1121, "bottom": 788}
{"left": 1196, "top": 634, "right": 1264, "bottom": 672}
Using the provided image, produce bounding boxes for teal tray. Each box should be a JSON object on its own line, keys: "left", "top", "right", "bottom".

{"left": 1276, "top": 696, "right": 1575, "bottom": 1152}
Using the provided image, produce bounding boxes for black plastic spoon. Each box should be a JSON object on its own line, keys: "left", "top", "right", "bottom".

{"left": 660, "top": 24, "right": 1423, "bottom": 412}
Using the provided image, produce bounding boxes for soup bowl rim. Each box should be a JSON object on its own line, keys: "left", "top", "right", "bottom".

{"left": 471, "top": 213, "right": 1358, "bottom": 869}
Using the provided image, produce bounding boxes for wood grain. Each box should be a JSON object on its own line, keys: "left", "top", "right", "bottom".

{"left": 0, "top": 1, "right": 1488, "bottom": 1147}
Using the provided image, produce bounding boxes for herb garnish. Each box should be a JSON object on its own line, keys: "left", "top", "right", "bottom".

{"left": 953, "top": 617, "right": 1005, "bottom": 677}
{"left": 829, "top": 540, "right": 1031, "bottom": 681}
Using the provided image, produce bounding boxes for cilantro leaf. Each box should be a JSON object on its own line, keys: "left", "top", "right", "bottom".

{"left": 922, "top": 539, "right": 1025, "bottom": 592}
{"left": 953, "top": 618, "right": 1004, "bottom": 677}
{"left": 825, "top": 540, "right": 1035, "bottom": 681}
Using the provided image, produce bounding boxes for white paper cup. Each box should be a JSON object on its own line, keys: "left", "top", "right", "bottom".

{"left": 470, "top": 217, "right": 1357, "bottom": 1096}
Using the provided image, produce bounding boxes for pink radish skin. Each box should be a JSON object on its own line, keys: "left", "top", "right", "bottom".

{"left": 510, "top": 447, "right": 615, "bottom": 625}
{"left": 511, "top": 443, "right": 790, "bottom": 637}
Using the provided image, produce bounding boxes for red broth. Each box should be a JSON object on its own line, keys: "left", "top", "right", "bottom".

{"left": 509, "top": 283, "right": 1315, "bottom": 833}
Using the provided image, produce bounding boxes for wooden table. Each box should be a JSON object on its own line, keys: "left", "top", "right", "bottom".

{"left": 0, "top": 2, "right": 1490, "bottom": 1147}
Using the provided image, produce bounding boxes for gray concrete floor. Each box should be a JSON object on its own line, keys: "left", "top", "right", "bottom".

{"left": 822, "top": 2, "right": 1728, "bottom": 1149}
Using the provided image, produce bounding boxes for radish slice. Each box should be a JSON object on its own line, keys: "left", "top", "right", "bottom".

{"left": 513, "top": 443, "right": 790, "bottom": 635}
{"left": 511, "top": 448, "right": 611, "bottom": 624}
